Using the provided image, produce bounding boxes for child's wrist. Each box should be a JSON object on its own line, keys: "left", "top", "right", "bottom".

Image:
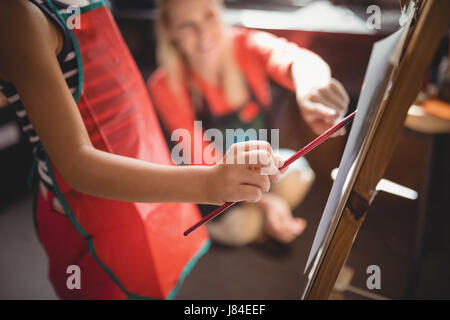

{"left": 199, "top": 165, "right": 223, "bottom": 205}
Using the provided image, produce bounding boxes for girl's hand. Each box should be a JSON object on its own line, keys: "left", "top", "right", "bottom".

{"left": 208, "top": 141, "right": 283, "bottom": 205}
{"left": 297, "top": 78, "right": 350, "bottom": 137}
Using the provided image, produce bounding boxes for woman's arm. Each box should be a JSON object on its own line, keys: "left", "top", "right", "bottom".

{"left": 244, "top": 29, "right": 349, "bottom": 135}
{"left": 242, "top": 28, "right": 328, "bottom": 91}
{"left": 0, "top": 1, "right": 279, "bottom": 205}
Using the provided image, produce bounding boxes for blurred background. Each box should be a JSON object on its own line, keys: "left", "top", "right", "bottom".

{"left": 1, "top": 0, "right": 449, "bottom": 299}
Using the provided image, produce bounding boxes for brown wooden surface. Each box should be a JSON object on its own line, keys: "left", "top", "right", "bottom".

{"left": 305, "top": 0, "right": 450, "bottom": 300}
{"left": 307, "top": 207, "right": 366, "bottom": 298}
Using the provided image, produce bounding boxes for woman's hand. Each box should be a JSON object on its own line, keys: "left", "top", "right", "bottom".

{"left": 291, "top": 57, "right": 350, "bottom": 137}
{"left": 208, "top": 141, "right": 283, "bottom": 205}
{"left": 297, "top": 78, "right": 350, "bottom": 137}
{"left": 259, "top": 193, "right": 306, "bottom": 243}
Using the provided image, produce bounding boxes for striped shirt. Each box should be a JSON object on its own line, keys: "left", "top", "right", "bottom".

{"left": 0, "top": 0, "right": 81, "bottom": 191}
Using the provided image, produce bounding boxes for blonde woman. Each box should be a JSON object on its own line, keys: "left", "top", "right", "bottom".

{"left": 148, "top": 0, "right": 350, "bottom": 246}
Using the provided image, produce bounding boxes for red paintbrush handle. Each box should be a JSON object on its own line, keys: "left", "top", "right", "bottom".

{"left": 184, "top": 201, "right": 236, "bottom": 236}
{"left": 279, "top": 111, "right": 356, "bottom": 170}
{"left": 184, "top": 111, "right": 357, "bottom": 236}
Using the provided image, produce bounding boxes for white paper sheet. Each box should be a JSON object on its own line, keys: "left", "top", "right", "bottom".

{"left": 305, "top": 21, "right": 413, "bottom": 272}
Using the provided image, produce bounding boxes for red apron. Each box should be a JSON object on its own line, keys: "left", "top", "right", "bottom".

{"left": 36, "top": 0, "right": 209, "bottom": 299}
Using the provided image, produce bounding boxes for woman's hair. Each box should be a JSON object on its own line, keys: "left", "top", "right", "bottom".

{"left": 155, "top": 0, "right": 248, "bottom": 110}
{"left": 155, "top": 0, "right": 185, "bottom": 95}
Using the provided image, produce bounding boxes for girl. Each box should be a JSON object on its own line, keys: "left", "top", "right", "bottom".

{"left": 0, "top": 0, "right": 282, "bottom": 299}
{"left": 148, "top": 0, "right": 350, "bottom": 246}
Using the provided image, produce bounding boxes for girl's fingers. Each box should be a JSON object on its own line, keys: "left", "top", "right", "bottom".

{"left": 274, "top": 156, "right": 283, "bottom": 169}
{"left": 270, "top": 171, "right": 281, "bottom": 183}
{"left": 225, "top": 141, "right": 274, "bottom": 165}
{"left": 240, "top": 168, "right": 271, "bottom": 193}
{"left": 238, "top": 184, "right": 262, "bottom": 203}
{"left": 268, "top": 156, "right": 285, "bottom": 182}
{"left": 236, "top": 149, "right": 279, "bottom": 175}
{"left": 231, "top": 140, "right": 273, "bottom": 154}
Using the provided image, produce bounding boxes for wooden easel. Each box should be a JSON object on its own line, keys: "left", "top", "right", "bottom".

{"left": 302, "top": 0, "right": 450, "bottom": 300}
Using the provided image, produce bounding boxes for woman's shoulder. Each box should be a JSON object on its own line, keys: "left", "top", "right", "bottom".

{"left": 147, "top": 67, "right": 179, "bottom": 104}
{"left": 147, "top": 67, "right": 195, "bottom": 128}
{"left": 147, "top": 68, "right": 180, "bottom": 110}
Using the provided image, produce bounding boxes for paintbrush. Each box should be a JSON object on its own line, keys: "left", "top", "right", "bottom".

{"left": 184, "top": 110, "right": 357, "bottom": 236}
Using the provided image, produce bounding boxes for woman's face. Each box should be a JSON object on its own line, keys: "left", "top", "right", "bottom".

{"left": 164, "top": 0, "right": 225, "bottom": 67}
